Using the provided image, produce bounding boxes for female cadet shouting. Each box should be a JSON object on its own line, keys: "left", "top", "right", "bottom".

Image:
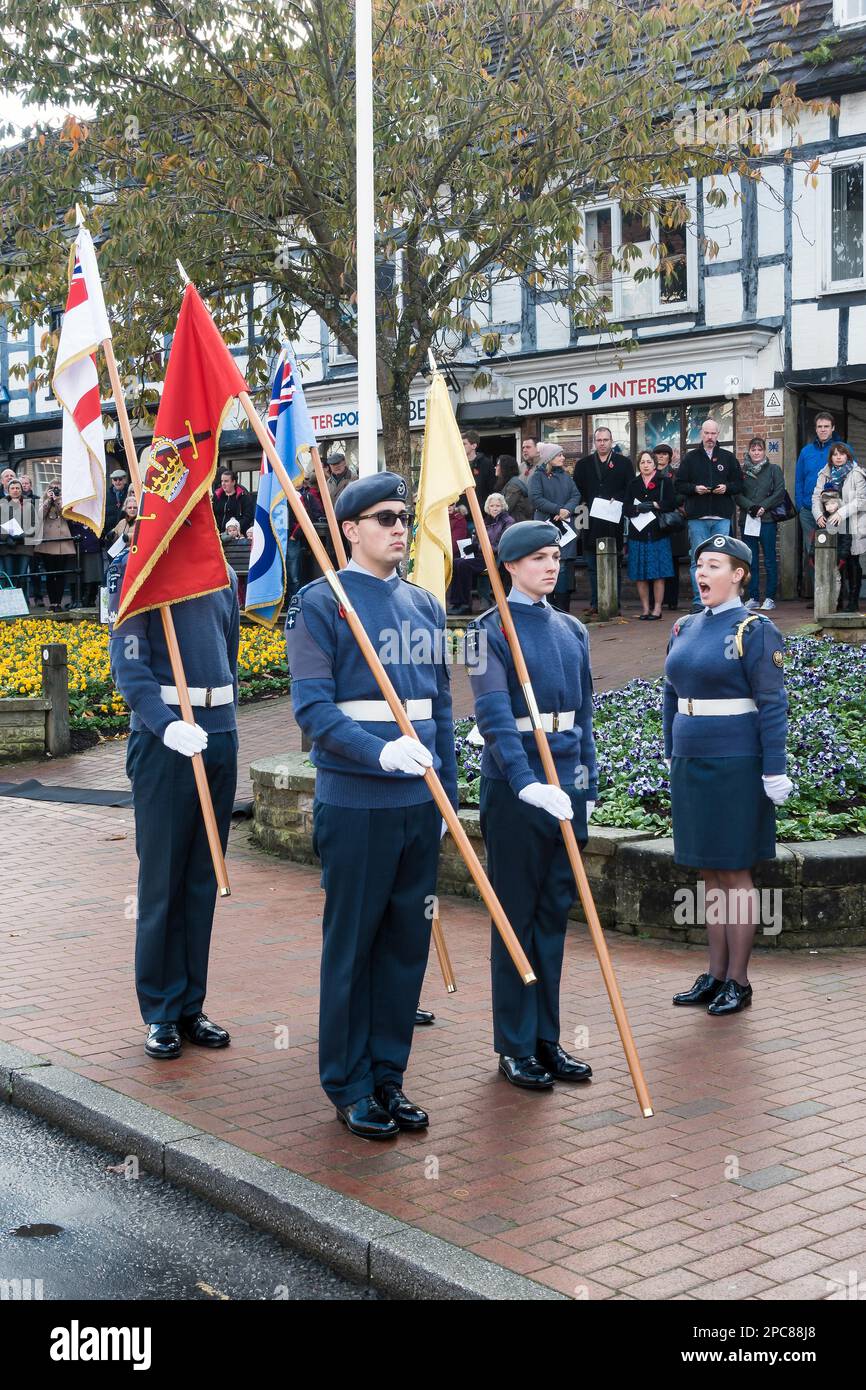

{"left": 663, "top": 534, "right": 791, "bottom": 1016}
{"left": 468, "top": 520, "right": 596, "bottom": 1089}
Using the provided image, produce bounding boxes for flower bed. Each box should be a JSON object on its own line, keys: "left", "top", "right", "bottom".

{"left": 0, "top": 619, "right": 289, "bottom": 733}
{"left": 456, "top": 636, "right": 866, "bottom": 842}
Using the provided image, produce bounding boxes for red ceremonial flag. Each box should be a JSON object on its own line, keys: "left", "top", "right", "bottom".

{"left": 116, "top": 284, "right": 247, "bottom": 625}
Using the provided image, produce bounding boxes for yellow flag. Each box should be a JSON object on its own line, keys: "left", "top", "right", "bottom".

{"left": 409, "top": 371, "right": 475, "bottom": 607}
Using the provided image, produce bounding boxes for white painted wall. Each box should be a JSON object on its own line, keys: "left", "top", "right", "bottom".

{"left": 757, "top": 264, "right": 785, "bottom": 320}
{"left": 846, "top": 304, "right": 866, "bottom": 364}
{"left": 756, "top": 166, "right": 786, "bottom": 257}
{"left": 535, "top": 300, "right": 571, "bottom": 351}
{"left": 704, "top": 273, "right": 744, "bottom": 326}
{"left": 701, "top": 174, "right": 742, "bottom": 262}
{"left": 839, "top": 91, "right": 866, "bottom": 137}
{"left": 790, "top": 166, "right": 820, "bottom": 301}
{"left": 791, "top": 303, "right": 838, "bottom": 370}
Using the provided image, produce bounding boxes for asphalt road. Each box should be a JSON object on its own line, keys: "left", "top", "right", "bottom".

{"left": 0, "top": 1104, "right": 378, "bottom": 1301}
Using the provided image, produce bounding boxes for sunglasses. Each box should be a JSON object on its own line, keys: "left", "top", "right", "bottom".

{"left": 355, "top": 508, "right": 412, "bottom": 528}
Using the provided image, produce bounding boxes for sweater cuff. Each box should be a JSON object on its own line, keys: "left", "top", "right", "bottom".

{"left": 508, "top": 769, "right": 536, "bottom": 797}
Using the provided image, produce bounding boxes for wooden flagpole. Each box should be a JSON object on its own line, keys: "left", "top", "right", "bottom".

{"left": 85, "top": 226, "right": 230, "bottom": 897}
{"left": 237, "top": 386, "right": 533, "bottom": 984}
{"left": 308, "top": 432, "right": 456, "bottom": 994}
{"left": 463, "top": 486, "right": 653, "bottom": 1117}
{"left": 310, "top": 447, "right": 348, "bottom": 569}
{"left": 101, "top": 339, "right": 231, "bottom": 898}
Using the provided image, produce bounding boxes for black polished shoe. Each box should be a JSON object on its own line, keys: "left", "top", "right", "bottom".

{"left": 707, "top": 979, "right": 753, "bottom": 1016}
{"left": 178, "top": 1013, "right": 231, "bottom": 1047}
{"left": 375, "top": 1082, "right": 429, "bottom": 1130}
{"left": 536, "top": 1039, "right": 592, "bottom": 1082}
{"left": 335, "top": 1095, "right": 399, "bottom": 1140}
{"left": 144, "top": 1023, "right": 181, "bottom": 1060}
{"left": 414, "top": 1008, "right": 436, "bottom": 1026}
{"left": 672, "top": 973, "right": 726, "bottom": 1007}
{"left": 498, "top": 1055, "right": 555, "bottom": 1090}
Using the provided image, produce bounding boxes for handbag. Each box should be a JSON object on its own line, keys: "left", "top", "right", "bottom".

{"left": 657, "top": 508, "right": 686, "bottom": 534}
{"left": 0, "top": 572, "right": 29, "bottom": 618}
{"left": 768, "top": 489, "right": 796, "bottom": 523}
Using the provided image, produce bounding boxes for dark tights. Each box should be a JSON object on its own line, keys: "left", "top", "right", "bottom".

{"left": 701, "top": 868, "right": 758, "bottom": 987}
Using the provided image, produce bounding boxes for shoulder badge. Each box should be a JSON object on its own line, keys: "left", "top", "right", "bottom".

{"left": 772, "top": 648, "right": 784, "bottom": 668}
{"left": 285, "top": 592, "right": 302, "bottom": 630}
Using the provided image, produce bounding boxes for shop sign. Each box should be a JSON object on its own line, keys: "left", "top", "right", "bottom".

{"left": 514, "top": 357, "right": 751, "bottom": 415}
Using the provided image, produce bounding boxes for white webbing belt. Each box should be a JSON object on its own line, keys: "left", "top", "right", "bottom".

{"left": 336, "top": 698, "right": 433, "bottom": 721}
{"left": 678, "top": 698, "right": 757, "bottom": 716}
{"left": 515, "top": 710, "right": 576, "bottom": 732}
{"left": 160, "top": 684, "right": 234, "bottom": 708}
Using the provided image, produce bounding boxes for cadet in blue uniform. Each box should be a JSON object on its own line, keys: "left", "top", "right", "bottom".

{"left": 468, "top": 521, "right": 596, "bottom": 1090}
{"left": 663, "top": 534, "right": 791, "bottom": 1015}
{"left": 285, "top": 472, "right": 458, "bottom": 1139}
{"left": 108, "top": 550, "right": 239, "bottom": 1059}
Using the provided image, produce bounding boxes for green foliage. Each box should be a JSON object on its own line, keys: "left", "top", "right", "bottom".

{"left": 0, "top": 1, "right": 801, "bottom": 470}
{"left": 454, "top": 638, "right": 866, "bottom": 842}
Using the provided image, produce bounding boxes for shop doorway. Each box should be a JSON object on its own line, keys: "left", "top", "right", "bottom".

{"left": 477, "top": 431, "right": 520, "bottom": 466}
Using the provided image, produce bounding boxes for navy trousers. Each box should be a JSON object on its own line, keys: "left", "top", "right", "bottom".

{"left": 480, "top": 776, "right": 587, "bottom": 1057}
{"left": 127, "top": 728, "right": 237, "bottom": 1023}
{"left": 312, "top": 799, "right": 440, "bottom": 1107}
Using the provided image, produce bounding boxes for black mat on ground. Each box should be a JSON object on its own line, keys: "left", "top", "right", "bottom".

{"left": 0, "top": 780, "right": 254, "bottom": 817}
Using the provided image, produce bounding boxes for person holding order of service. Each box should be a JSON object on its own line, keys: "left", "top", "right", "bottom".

{"left": 468, "top": 520, "right": 597, "bottom": 1090}
{"left": 662, "top": 534, "right": 791, "bottom": 1016}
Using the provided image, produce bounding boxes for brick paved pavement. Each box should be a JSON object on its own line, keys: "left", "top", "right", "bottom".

{"left": 5, "top": 595, "right": 863, "bottom": 1301}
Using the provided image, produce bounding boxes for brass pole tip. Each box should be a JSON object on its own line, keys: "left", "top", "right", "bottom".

{"left": 446, "top": 984, "right": 457, "bottom": 994}
{"left": 219, "top": 887, "right": 232, "bottom": 898}
{"left": 643, "top": 1107, "right": 654, "bottom": 1118}
{"left": 523, "top": 971, "right": 537, "bottom": 985}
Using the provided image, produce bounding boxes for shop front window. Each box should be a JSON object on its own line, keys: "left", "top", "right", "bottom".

{"left": 685, "top": 400, "right": 734, "bottom": 450}
{"left": 635, "top": 406, "right": 682, "bottom": 461}
{"left": 541, "top": 416, "right": 584, "bottom": 457}
{"left": 589, "top": 411, "right": 631, "bottom": 455}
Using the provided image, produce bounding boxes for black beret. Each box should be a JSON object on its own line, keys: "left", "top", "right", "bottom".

{"left": 498, "top": 520, "right": 560, "bottom": 563}
{"left": 334, "top": 470, "right": 408, "bottom": 521}
{"left": 693, "top": 534, "right": 753, "bottom": 565}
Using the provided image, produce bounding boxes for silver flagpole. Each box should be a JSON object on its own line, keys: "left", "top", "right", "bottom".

{"left": 355, "top": 0, "right": 378, "bottom": 477}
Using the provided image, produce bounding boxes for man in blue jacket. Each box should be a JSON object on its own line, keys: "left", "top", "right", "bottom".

{"left": 285, "top": 471, "right": 458, "bottom": 1139}
{"left": 109, "top": 552, "right": 239, "bottom": 1061}
{"left": 794, "top": 412, "right": 849, "bottom": 568}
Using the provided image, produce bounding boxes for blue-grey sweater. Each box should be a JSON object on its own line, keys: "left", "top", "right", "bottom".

{"left": 285, "top": 569, "right": 458, "bottom": 810}
{"left": 662, "top": 606, "right": 787, "bottom": 774}
{"left": 468, "top": 599, "right": 597, "bottom": 798}
{"left": 108, "top": 559, "right": 239, "bottom": 738}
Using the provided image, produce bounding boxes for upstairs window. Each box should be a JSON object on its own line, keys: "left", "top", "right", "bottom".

{"left": 834, "top": 0, "right": 866, "bottom": 28}
{"left": 824, "top": 159, "right": 865, "bottom": 291}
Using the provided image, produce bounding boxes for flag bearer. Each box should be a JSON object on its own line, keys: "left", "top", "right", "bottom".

{"left": 108, "top": 554, "right": 240, "bottom": 1060}
{"left": 285, "top": 472, "right": 458, "bottom": 1139}
{"left": 468, "top": 520, "right": 596, "bottom": 1090}
{"left": 665, "top": 534, "right": 791, "bottom": 1016}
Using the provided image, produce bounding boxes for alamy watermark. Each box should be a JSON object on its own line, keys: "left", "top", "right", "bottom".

{"left": 674, "top": 104, "right": 784, "bottom": 151}
{"left": 673, "top": 881, "right": 782, "bottom": 936}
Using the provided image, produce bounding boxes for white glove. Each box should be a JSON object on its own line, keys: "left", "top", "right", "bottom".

{"left": 378, "top": 735, "right": 433, "bottom": 776}
{"left": 163, "top": 720, "right": 208, "bottom": 757}
{"left": 586, "top": 800, "right": 596, "bottom": 822}
{"left": 518, "top": 782, "right": 573, "bottom": 821}
{"left": 665, "top": 757, "right": 672, "bottom": 770}
{"left": 440, "top": 818, "right": 449, "bottom": 840}
{"left": 762, "top": 774, "right": 793, "bottom": 805}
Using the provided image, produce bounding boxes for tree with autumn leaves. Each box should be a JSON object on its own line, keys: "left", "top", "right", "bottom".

{"left": 0, "top": 0, "right": 812, "bottom": 472}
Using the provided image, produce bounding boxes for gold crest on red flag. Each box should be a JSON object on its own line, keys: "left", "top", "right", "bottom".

{"left": 116, "top": 284, "right": 248, "bottom": 625}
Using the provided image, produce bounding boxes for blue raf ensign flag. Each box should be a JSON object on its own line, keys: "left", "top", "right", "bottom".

{"left": 245, "top": 350, "right": 317, "bottom": 627}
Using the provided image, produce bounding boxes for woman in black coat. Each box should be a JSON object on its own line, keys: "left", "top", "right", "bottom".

{"left": 625, "top": 451, "right": 676, "bottom": 619}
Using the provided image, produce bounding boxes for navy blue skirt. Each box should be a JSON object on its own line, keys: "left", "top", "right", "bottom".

{"left": 628, "top": 535, "right": 674, "bottom": 581}
{"left": 670, "top": 755, "right": 776, "bottom": 870}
